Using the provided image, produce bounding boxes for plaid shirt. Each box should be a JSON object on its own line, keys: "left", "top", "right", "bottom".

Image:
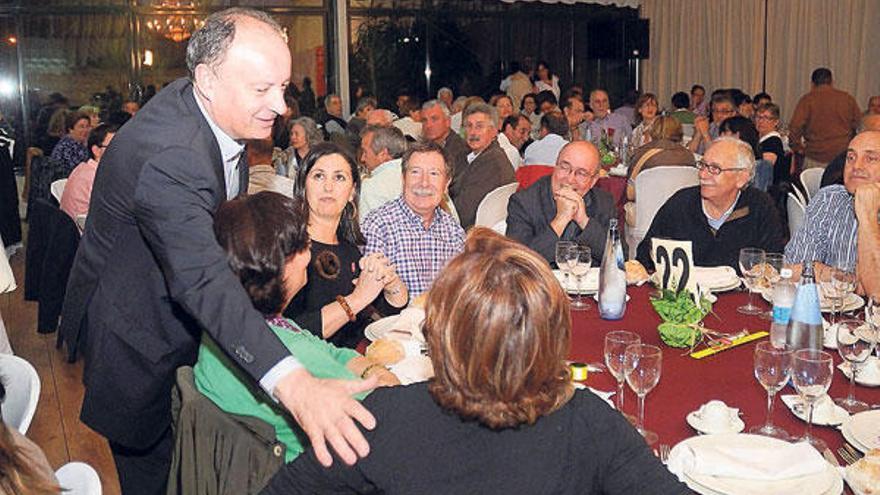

{"left": 784, "top": 185, "right": 858, "bottom": 271}
{"left": 362, "top": 196, "right": 465, "bottom": 296}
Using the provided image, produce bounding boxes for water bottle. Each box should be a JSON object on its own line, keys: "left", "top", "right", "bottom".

{"left": 785, "top": 262, "right": 823, "bottom": 350}
{"left": 769, "top": 268, "right": 796, "bottom": 348}
{"left": 598, "top": 218, "right": 627, "bottom": 320}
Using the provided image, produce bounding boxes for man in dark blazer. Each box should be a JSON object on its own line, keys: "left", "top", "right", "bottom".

{"left": 420, "top": 99, "right": 469, "bottom": 179}
{"left": 450, "top": 103, "right": 515, "bottom": 228}
{"left": 506, "top": 141, "right": 618, "bottom": 265}
{"left": 60, "top": 9, "right": 375, "bottom": 494}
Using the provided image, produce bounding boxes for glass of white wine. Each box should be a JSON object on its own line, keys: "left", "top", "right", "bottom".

{"left": 624, "top": 343, "right": 662, "bottom": 445}
{"left": 568, "top": 244, "right": 592, "bottom": 310}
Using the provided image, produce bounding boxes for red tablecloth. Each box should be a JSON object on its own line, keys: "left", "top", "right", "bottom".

{"left": 595, "top": 176, "right": 627, "bottom": 228}
{"left": 569, "top": 285, "right": 880, "bottom": 458}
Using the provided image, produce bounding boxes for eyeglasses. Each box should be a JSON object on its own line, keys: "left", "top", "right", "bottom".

{"left": 713, "top": 108, "right": 736, "bottom": 115}
{"left": 556, "top": 163, "right": 599, "bottom": 182}
{"left": 695, "top": 159, "right": 748, "bottom": 176}
{"left": 755, "top": 114, "right": 778, "bottom": 121}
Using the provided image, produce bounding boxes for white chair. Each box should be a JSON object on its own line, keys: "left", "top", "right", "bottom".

{"left": 787, "top": 192, "right": 806, "bottom": 238}
{"left": 627, "top": 166, "right": 700, "bottom": 259}
{"left": 474, "top": 183, "right": 518, "bottom": 231}
{"left": 55, "top": 462, "right": 102, "bottom": 495}
{"left": 0, "top": 354, "right": 40, "bottom": 433}
{"left": 50, "top": 178, "right": 67, "bottom": 203}
{"left": 800, "top": 168, "right": 823, "bottom": 202}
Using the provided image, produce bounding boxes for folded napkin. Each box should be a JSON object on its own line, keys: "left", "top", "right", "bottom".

{"left": 667, "top": 438, "right": 827, "bottom": 482}
{"left": 780, "top": 394, "right": 849, "bottom": 425}
{"left": 692, "top": 266, "right": 738, "bottom": 288}
{"left": 389, "top": 355, "right": 433, "bottom": 385}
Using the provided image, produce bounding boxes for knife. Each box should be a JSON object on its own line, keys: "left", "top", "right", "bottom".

{"left": 690, "top": 331, "right": 769, "bottom": 359}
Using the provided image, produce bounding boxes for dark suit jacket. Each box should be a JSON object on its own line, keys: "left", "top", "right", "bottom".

{"left": 60, "top": 78, "right": 290, "bottom": 449}
{"left": 449, "top": 139, "right": 515, "bottom": 229}
{"left": 506, "top": 175, "right": 618, "bottom": 265}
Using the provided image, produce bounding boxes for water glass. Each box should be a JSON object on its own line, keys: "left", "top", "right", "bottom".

{"left": 760, "top": 253, "right": 784, "bottom": 320}
{"left": 738, "top": 247, "right": 766, "bottom": 315}
{"left": 604, "top": 331, "right": 641, "bottom": 413}
{"left": 835, "top": 319, "right": 876, "bottom": 413}
{"left": 819, "top": 268, "right": 856, "bottom": 322}
{"left": 568, "top": 244, "right": 592, "bottom": 310}
{"left": 791, "top": 349, "right": 834, "bottom": 451}
{"left": 555, "top": 241, "right": 575, "bottom": 291}
{"left": 624, "top": 344, "right": 662, "bottom": 445}
{"left": 749, "top": 342, "right": 792, "bottom": 439}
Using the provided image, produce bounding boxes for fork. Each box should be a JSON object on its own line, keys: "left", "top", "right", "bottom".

{"left": 843, "top": 442, "right": 864, "bottom": 461}
{"left": 838, "top": 447, "right": 859, "bottom": 465}
{"left": 659, "top": 443, "right": 670, "bottom": 464}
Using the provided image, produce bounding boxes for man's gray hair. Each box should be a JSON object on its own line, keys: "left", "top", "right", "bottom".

{"left": 711, "top": 136, "right": 756, "bottom": 182}
{"left": 324, "top": 93, "right": 340, "bottom": 108}
{"left": 422, "top": 99, "right": 450, "bottom": 117}
{"left": 290, "top": 117, "right": 324, "bottom": 147}
{"left": 361, "top": 125, "right": 407, "bottom": 159}
{"left": 186, "top": 7, "right": 285, "bottom": 78}
{"left": 463, "top": 103, "right": 498, "bottom": 129}
{"left": 437, "top": 87, "right": 453, "bottom": 98}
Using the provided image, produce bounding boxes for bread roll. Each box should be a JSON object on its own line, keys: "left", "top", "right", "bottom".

{"left": 366, "top": 338, "right": 405, "bottom": 365}
{"left": 846, "top": 448, "right": 880, "bottom": 494}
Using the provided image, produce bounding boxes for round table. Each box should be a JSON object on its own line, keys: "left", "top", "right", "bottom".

{"left": 569, "top": 284, "right": 880, "bottom": 461}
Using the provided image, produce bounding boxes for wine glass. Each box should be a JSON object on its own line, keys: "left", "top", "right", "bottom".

{"left": 568, "top": 244, "right": 592, "bottom": 310}
{"left": 760, "top": 253, "right": 784, "bottom": 320}
{"left": 555, "top": 241, "right": 575, "bottom": 293}
{"left": 749, "top": 341, "right": 793, "bottom": 439}
{"left": 604, "top": 331, "right": 641, "bottom": 414}
{"left": 738, "top": 247, "right": 766, "bottom": 315}
{"left": 835, "top": 319, "right": 875, "bottom": 413}
{"left": 624, "top": 344, "right": 662, "bottom": 445}
{"left": 819, "top": 268, "right": 856, "bottom": 323}
{"left": 791, "top": 349, "right": 834, "bottom": 451}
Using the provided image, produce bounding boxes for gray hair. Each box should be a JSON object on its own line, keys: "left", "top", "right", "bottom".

{"left": 711, "top": 136, "right": 756, "bottom": 182}
{"left": 355, "top": 96, "right": 377, "bottom": 115}
{"left": 290, "top": 117, "right": 324, "bottom": 147}
{"left": 361, "top": 125, "right": 407, "bottom": 159}
{"left": 186, "top": 8, "right": 285, "bottom": 78}
{"left": 422, "top": 99, "right": 450, "bottom": 117}
{"left": 324, "top": 93, "right": 340, "bottom": 108}
{"left": 437, "top": 87, "right": 453, "bottom": 98}
{"left": 451, "top": 96, "right": 468, "bottom": 113}
{"left": 463, "top": 103, "right": 498, "bottom": 129}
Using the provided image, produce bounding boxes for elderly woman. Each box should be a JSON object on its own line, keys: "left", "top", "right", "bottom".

{"left": 276, "top": 116, "right": 323, "bottom": 177}
{"left": 262, "top": 228, "right": 684, "bottom": 494}
{"left": 283, "top": 142, "right": 408, "bottom": 348}
{"left": 755, "top": 103, "right": 786, "bottom": 176}
{"left": 50, "top": 110, "right": 91, "bottom": 175}
{"left": 194, "top": 191, "right": 397, "bottom": 465}
{"left": 631, "top": 92, "right": 659, "bottom": 148}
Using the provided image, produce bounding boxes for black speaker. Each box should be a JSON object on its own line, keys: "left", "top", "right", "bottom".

{"left": 586, "top": 19, "right": 649, "bottom": 60}
{"left": 623, "top": 19, "right": 649, "bottom": 59}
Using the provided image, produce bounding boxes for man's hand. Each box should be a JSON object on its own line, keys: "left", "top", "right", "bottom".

{"left": 694, "top": 116, "right": 710, "bottom": 138}
{"left": 551, "top": 186, "right": 579, "bottom": 236}
{"left": 557, "top": 186, "right": 589, "bottom": 229}
{"left": 854, "top": 183, "right": 880, "bottom": 222}
{"left": 275, "top": 368, "right": 378, "bottom": 467}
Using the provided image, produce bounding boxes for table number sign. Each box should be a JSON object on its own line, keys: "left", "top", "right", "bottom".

{"left": 651, "top": 238, "right": 695, "bottom": 292}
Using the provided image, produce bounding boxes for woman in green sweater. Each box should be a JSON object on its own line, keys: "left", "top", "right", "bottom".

{"left": 193, "top": 191, "right": 398, "bottom": 462}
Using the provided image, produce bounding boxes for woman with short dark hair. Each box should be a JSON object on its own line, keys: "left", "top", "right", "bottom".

{"left": 50, "top": 110, "right": 91, "bottom": 175}
{"left": 263, "top": 228, "right": 685, "bottom": 495}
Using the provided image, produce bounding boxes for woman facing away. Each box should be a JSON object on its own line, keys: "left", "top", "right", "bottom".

{"left": 194, "top": 191, "right": 398, "bottom": 465}
{"left": 262, "top": 228, "right": 688, "bottom": 495}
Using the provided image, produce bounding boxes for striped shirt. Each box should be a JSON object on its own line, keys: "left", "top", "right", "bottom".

{"left": 362, "top": 196, "right": 465, "bottom": 296}
{"left": 784, "top": 185, "right": 857, "bottom": 271}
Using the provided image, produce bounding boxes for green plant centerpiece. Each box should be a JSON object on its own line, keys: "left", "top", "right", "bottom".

{"left": 650, "top": 286, "right": 713, "bottom": 349}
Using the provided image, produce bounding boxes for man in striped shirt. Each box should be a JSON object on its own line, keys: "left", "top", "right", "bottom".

{"left": 785, "top": 131, "right": 880, "bottom": 278}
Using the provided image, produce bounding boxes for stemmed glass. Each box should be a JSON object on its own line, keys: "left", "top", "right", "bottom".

{"left": 791, "top": 349, "right": 834, "bottom": 451}
{"left": 604, "top": 331, "right": 641, "bottom": 414}
{"left": 567, "top": 244, "right": 592, "bottom": 310}
{"left": 555, "top": 241, "right": 575, "bottom": 293}
{"left": 749, "top": 342, "right": 793, "bottom": 439}
{"left": 835, "top": 319, "right": 876, "bottom": 413}
{"left": 819, "top": 268, "right": 856, "bottom": 323}
{"left": 624, "top": 344, "right": 662, "bottom": 445}
{"left": 760, "top": 253, "right": 784, "bottom": 320}
{"left": 738, "top": 247, "right": 766, "bottom": 315}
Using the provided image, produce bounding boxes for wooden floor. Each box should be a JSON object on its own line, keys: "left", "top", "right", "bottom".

{"left": 2, "top": 249, "right": 121, "bottom": 495}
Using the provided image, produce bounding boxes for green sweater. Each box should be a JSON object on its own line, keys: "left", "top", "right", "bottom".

{"left": 194, "top": 317, "right": 365, "bottom": 462}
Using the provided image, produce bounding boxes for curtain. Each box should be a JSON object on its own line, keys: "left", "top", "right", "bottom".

{"left": 641, "top": 0, "right": 880, "bottom": 122}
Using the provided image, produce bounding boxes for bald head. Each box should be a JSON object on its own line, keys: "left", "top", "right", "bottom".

{"left": 365, "top": 109, "right": 393, "bottom": 127}
{"left": 551, "top": 141, "right": 600, "bottom": 196}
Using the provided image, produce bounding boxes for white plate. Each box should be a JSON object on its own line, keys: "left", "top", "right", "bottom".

{"left": 652, "top": 265, "right": 741, "bottom": 293}
{"left": 669, "top": 434, "right": 842, "bottom": 495}
{"left": 837, "top": 356, "right": 880, "bottom": 387}
{"left": 686, "top": 411, "right": 745, "bottom": 435}
{"left": 780, "top": 394, "right": 850, "bottom": 426}
{"left": 845, "top": 410, "right": 880, "bottom": 452}
{"left": 363, "top": 308, "right": 426, "bottom": 342}
{"left": 553, "top": 268, "right": 599, "bottom": 294}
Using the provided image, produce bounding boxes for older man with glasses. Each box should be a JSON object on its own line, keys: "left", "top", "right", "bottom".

{"left": 507, "top": 140, "right": 618, "bottom": 264}
{"left": 688, "top": 94, "right": 738, "bottom": 155}
{"left": 636, "top": 136, "right": 785, "bottom": 272}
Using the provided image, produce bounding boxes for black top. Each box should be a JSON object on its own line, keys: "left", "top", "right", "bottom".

{"left": 760, "top": 136, "right": 788, "bottom": 184}
{"left": 636, "top": 186, "right": 786, "bottom": 272}
{"left": 261, "top": 383, "right": 690, "bottom": 495}
{"left": 283, "top": 239, "right": 400, "bottom": 349}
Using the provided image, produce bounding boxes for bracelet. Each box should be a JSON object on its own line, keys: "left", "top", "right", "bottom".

{"left": 335, "top": 295, "right": 356, "bottom": 322}
{"left": 360, "top": 363, "right": 382, "bottom": 379}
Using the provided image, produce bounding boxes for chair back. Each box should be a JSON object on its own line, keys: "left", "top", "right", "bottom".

{"left": 787, "top": 192, "right": 806, "bottom": 238}
{"left": 50, "top": 179, "right": 67, "bottom": 204}
{"left": 0, "top": 354, "right": 40, "bottom": 433}
{"left": 515, "top": 164, "right": 554, "bottom": 191}
{"left": 631, "top": 166, "right": 699, "bottom": 254}
{"left": 800, "top": 167, "right": 823, "bottom": 201}
{"left": 474, "top": 182, "right": 518, "bottom": 230}
{"left": 55, "top": 462, "right": 102, "bottom": 495}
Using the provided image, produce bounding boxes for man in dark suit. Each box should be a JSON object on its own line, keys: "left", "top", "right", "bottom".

{"left": 61, "top": 9, "right": 375, "bottom": 494}
{"left": 450, "top": 103, "right": 515, "bottom": 228}
{"left": 420, "top": 99, "right": 469, "bottom": 178}
{"left": 506, "top": 141, "right": 618, "bottom": 265}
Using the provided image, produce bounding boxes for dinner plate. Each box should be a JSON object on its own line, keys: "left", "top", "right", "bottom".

{"left": 651, "top": 265, "right": 741, "bottom": 293}
{"left": 837, "top": 356, "right": 880, "bottom": 387}
{"left": 669, "top": 434, "right": 842, "bottom": 495}
{"left": 553, "top": 268, "right": 599, "bottom": 294}
{"left": 844, "top": 410, "right": 880, "bottom": 452}
{"left": 363, "top": 308, "right": 426, "bottom": 342}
